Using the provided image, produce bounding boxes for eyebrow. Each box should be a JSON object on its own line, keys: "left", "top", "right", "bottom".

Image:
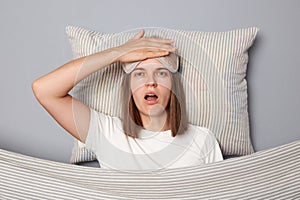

{"left": 133, "top": 67, "right": 169, "bottom": 71}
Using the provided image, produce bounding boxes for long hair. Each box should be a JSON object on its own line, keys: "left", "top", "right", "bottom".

{"left": 121, "top": 71, "right": 188, "bottom": 138}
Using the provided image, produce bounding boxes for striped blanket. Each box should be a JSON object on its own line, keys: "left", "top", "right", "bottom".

{"left": 1, "top": 141, "right": 300, "bottom": 200}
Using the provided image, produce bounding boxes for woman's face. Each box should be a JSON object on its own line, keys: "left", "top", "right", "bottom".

{"left": 130, "top": 59, "right": 172, "bottom": 117}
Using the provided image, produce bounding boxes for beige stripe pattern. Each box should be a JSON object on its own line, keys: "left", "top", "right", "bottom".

{"left": 66, "top": 26, "right": 258, "bottom": 163}
{"left": 1, "top": 141, "right": 299, "bottom": 199}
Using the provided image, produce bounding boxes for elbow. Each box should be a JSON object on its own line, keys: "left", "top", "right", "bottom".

{"left": 32, "top": 78, "right": 46, "bottom": 103}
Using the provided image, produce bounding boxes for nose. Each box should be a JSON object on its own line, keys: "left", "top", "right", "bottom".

{"left": 145, "top": 75, "right": 157, "bottom": 87}
{"left": 145, "top": 82, "right": 158, "bottom": 87}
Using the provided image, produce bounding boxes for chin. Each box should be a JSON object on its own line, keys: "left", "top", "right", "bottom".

{"left": 143, "top": 105, "right": 167, "bottom": 117}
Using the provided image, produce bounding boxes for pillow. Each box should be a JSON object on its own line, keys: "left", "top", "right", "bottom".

{"left": 66, "top": 25, "right": 259, "bottom": 164}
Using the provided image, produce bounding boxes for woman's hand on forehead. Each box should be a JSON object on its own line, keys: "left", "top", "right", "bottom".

{"left": 114, "top": 29, "right": 177, "bottom": 63}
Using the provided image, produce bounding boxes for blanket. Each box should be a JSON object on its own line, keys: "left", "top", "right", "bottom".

{"left": 0, "top": 141, "right": 300, "bottom": 199}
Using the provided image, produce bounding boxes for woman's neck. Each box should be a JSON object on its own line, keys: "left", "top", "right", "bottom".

{"left": 140, "top": 112, "right": 170, "bottom": 132}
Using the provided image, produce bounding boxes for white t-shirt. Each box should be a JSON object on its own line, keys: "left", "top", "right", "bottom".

{"left": 85, "top": 108, "right": 223, "bottom": 171}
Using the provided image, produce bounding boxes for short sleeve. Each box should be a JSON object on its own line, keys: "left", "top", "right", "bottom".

{"left": 203, "top": 130, "right": 224, "bottom": 164}
{"left": 84, "top": 108, "right": 122, "bottom": 153}
{"left": 84, "top": 108, "right": 100, "bottom": 152}
{"left": 204, "top": 140, "right": 224, "bottom": 164}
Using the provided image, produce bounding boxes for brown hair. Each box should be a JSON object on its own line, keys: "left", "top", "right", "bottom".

{"left": 121, "top": 71, "right": 188, "bottom": 138}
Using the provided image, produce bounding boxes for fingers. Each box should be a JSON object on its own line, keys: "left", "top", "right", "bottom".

{"left": 141, "top": 37, "right": 176, "bottom": 51}
{"left": 131, "top": 29, "right": 174, "bottom": 44}
{"left": 117, "top": 49, "right": 171, "bottom": 63}
{"left": 118, "top": 29, "right": 178, "bottom": 63}
{"left": 132, "top": 29, "right": 145, "bottom": 39}
{"left": 146, "top": 37, "right": 174, "bottom": 44}
{"left": 142, "top": 43, "right": 177, "bottom": 52}
{"left": 145, "top": 50, "right": 170, "bottom": 58}
{"left": 133, "top": 50, "right": 171, "bottom": 61}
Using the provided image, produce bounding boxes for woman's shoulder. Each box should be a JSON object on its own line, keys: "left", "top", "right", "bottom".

{"left": 187, "top": 124, "right": 214, "bottom": 135}
{"left": 89, "top": 107, "right": 122, "bottom": 125}
{"left": 187, "top": 124, "right": 222, "bottom": 160}
{"left": 90, "top": 107, "right": 119, "bottom": 118}
{"left": 187, "top": 124, "right": 218, "bottom": 142}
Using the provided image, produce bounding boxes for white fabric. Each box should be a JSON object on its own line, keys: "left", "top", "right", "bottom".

{"left": 85, "top": 108, "right": 223, "bottom": 171}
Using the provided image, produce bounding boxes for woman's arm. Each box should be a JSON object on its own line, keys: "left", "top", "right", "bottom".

{"left": 32, "top": 29, "right": 176, "bottom": 143}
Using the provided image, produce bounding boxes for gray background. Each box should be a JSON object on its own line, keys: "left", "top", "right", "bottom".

{"left": 0, "top": 0, "right": 299, "bottom": 163}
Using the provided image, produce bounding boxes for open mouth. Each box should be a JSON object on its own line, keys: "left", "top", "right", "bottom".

{"left": 144, "top": 94, "right": 158, "bottom": 100}
{"left": 144, "top": 93, "right": 159, "bottom": 105}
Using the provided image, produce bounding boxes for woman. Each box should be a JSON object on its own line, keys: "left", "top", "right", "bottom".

{"left": 32, "top": 29, "right": 223, "bottom": 171}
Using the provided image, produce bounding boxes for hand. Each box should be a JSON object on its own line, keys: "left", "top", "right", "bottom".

{"left": 114, "top": 29, "right": 177, "bottom": 63}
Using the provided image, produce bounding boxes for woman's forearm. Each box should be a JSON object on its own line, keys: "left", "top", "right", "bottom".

{"left": 32, "top": 47, "right": 119, "bottom": 101}
{"left": 32, "top": 29, "right": 175, "bottom": 101}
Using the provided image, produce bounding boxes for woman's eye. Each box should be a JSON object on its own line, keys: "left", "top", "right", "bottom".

{"left": 157, "top": 71, "right": 168, "bottom": 77}
{"left": 134, "top": 71, "right": 144, "bottom": 77}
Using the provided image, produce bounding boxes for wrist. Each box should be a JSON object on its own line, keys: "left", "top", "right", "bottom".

{"left": 107, "top": 47, "right": 124, "bottom": 63}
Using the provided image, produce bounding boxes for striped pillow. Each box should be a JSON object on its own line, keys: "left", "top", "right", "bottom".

{"left": 66, "top": 26, "right": 259, "bottom": 163}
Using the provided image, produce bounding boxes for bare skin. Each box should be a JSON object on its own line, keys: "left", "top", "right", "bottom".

{"left": 32, "top": 29, "right": 177, "bottom": 143}
{"left": 130, "top": 61, "right": 172, "bottom": 132}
